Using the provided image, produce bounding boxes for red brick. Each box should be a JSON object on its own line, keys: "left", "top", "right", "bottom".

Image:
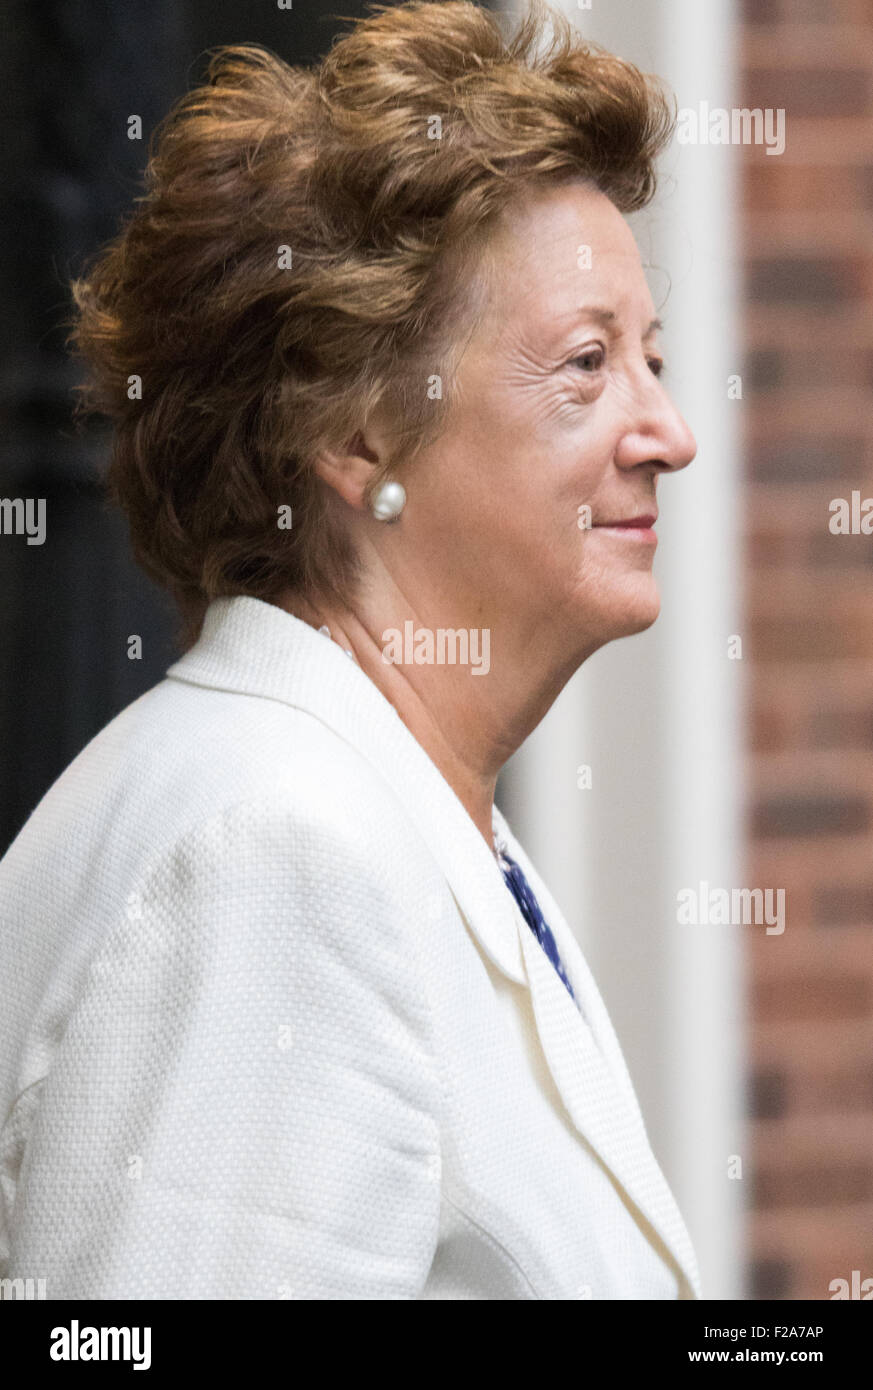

{"left": 753, "top": 973, "right": 871, "bottom": 1019}
{"left": 737, "top": 0, "right": 873, "bottom": 1298}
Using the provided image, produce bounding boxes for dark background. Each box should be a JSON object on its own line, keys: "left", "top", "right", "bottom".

{"left": 0, "top": 0, "right": 395, "bottom": 854}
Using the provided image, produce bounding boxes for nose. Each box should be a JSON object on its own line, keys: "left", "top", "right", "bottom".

{"left": 613, "top": 371, "right": 697, "bottom": 476}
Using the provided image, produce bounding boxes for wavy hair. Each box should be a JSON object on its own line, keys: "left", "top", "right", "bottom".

{"left": 70, "top": 0, "right": 675, "bottom": 646}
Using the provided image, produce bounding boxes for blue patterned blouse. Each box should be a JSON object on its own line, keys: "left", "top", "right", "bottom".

{"left": 495, "top": 841, "right": 577, "bottom": 1006}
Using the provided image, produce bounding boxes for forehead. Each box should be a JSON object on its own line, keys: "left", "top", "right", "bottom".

{"left": 476, "top": 179, "right": 655, "bottom": 337}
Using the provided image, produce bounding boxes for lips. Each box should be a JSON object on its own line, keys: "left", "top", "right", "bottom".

{"left": 592, "top": 514, "right": 657, "bottom": 529}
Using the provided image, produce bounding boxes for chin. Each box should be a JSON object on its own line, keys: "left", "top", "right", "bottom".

{"left": 566, "top": 570, "right": 662, "bottom": 648}
{"left": 602, "top": 577, "right": 662, "bottom": 640}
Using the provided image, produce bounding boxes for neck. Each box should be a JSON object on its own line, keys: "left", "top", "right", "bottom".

{"left": 273, "top": 583, "right": 591, "bottom": 852}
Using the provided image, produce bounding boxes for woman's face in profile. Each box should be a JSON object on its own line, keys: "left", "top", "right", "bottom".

{"left": 390, "top": 179, "right": 697, "bottom": 662}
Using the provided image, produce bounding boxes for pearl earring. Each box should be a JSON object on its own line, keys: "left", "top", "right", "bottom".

{"left": 369, "top": 479, "right": 406, "bottom": 522}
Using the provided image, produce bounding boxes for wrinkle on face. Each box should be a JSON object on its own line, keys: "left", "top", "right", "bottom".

{"left": 364, "top": 177, "right": 694, "bottom": 667}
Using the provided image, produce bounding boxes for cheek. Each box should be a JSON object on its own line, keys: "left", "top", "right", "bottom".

{"left": 420, "top": 381, "right": 616, "bottom": 561}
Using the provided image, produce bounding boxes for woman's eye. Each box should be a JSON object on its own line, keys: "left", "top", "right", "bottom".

{"left": 569, "top": 347, "right": 604, "bottom": 373}
{"left": 647, "top": 355, "right": 665, "bottom": 378}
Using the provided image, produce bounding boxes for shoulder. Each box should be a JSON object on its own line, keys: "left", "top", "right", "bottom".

{"left": 6, "top": 671, "right": 434, "bottom": 909}
{"left": 132, "top": 789, "right": 427, "bottom": 944}
{"left": 82, "top": 672, "right": 403, "bottom": 831}
{"left": 0, "top": 677, "right": 444, "bottom": 1039}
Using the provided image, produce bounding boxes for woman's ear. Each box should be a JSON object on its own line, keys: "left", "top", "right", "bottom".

{"left": 313, "top": 423, "right": 389, "bottom": 512}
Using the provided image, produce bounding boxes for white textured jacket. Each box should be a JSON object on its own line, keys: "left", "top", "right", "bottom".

{"left": 0, "top": 595, "right": 700, "bottom": 1300}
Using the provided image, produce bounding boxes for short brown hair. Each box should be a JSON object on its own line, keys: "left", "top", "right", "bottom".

{"left": 71, "top": 0, "right": 674, "bottom": 647}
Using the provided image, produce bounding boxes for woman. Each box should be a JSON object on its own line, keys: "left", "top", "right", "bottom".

{"left": 0, "top": 0, "right": 700, "bottom": 1298}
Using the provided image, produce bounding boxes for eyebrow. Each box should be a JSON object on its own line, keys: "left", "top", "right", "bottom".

{"left": 573, "top": 306, "right": 663, "bottom": 340}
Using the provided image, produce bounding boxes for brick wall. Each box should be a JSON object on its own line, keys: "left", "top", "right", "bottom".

{"left": 742, "top": 0, "right": 873, "bottom": 1299}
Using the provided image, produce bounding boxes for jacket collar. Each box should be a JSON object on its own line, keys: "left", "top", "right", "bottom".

{"left": 166, "top": 595, "right": 526, "bottom": 986}
{"left": 166, "top": 595, "right": 700, "bottom": 1298}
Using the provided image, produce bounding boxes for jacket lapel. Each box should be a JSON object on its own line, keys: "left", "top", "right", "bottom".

{"left": 494, "top": 810, "right": 702, "bottom": 1299}
{"left": 167, "top": 595, "right": 700, "bottom": 1298}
